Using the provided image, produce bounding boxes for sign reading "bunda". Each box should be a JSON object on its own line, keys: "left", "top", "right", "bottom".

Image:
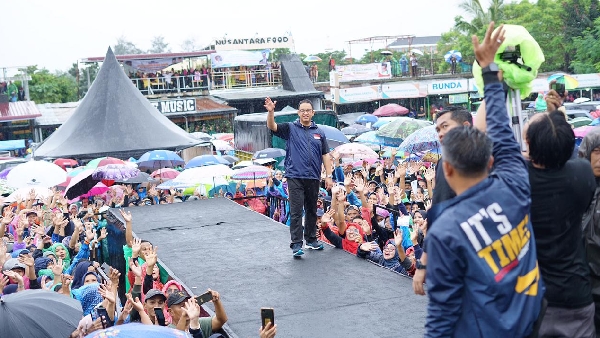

{"left": 428, "top": 79, "right": 469, "bottom": 94}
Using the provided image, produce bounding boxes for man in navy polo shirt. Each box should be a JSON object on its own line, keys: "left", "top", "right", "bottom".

{"left": 265, "top": 97, "right": 334, "bottom": 257}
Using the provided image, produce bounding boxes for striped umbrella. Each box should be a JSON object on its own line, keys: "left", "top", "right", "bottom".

{"left": 231, "top": 165, "right": 272, "bottom": 180}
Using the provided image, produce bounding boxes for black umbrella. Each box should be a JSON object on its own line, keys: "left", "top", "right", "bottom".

{"left": 253, "top": 148, "right": 286, "bottom": 159}
{"left": 0, "top": 289, "right": 83, "bottom": 337}
{"left": 115, "top": 172, "right": 157, "bottom": 184}
{"left": 222, "top": 155, "right": 239, "bottom": 164}
{"left": 64, "top": 169, "right": 100, "bottom": 200}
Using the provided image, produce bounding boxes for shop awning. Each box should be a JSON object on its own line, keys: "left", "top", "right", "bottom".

{"left": 0, "top": 101, "right": 42, "bottom": 122}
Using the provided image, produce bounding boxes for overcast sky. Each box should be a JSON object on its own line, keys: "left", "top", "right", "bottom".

{"left": 1, "top": 0, "right": 466, "bottom": 74}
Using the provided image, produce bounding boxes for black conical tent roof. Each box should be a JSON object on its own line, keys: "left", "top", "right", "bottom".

{"left": 34, "top": 47, "right": 199, "bottom": 160}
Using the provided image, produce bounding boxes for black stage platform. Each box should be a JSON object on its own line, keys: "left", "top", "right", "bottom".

{"left": 113, "top": 198, "right": 427, "bottom": 338}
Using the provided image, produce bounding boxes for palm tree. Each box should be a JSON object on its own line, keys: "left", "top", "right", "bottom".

{"left": 455, "top": 0, "right": 506, "bottom": 35}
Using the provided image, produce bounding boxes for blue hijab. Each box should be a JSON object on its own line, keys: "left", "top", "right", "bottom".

{"left": 382, "top": 240, "right": 400, "bottom": 269}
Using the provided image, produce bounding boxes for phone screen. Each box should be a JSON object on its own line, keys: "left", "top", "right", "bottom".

{"left": 195, "top": 291, "right": 213, "bottom": 305}
{"left": 154, "top": 308, "right": 166, "bottom": 326}
{"left": 551, "top": 76, "right": 566, "bottom": 97}
{"left": 96, "top": 306, "right": 112, "bottom": 327}
{"left": 261, "top": 308, "right": 275, "bottom": 327}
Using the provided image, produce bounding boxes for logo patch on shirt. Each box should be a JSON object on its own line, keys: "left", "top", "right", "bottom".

{"left": 313, "top": 134, "right": 321, "bottom": 140}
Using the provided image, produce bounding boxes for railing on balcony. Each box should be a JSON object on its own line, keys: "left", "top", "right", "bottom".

{"left": 210, "top": 69, "right": 281, "bottom": 90}
{"left": 128, "top": 68, "right": 282, "bottom": 96}
{"left": 130, "top": 74, "right": 209, "bottom": 96}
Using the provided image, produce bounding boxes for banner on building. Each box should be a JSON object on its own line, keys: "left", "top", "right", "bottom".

{"left": 573, "top": 74, "right": 600, "bottom": 89}
{"left": 335, "top": 86, "right": 380, "bottom": 104}
{"left": 215, "top": 36, "right": 294, "bottom": 51}
{"left": 210, "top": 50, "right": 271, "bottom": 68}
{"left": 151, "top": 99, "right": 196, "bottom": 114}
{"left": 334, "top": 63, "right": 392, "bottom": 82}
{"left": 381, "top": 83, "right": 426, "bottom": 99}
{"left": 427, "top": 79, "right": 469, "bottom": 95}
{"left": 123, "top": 57, "right": 184, "bottom": 73}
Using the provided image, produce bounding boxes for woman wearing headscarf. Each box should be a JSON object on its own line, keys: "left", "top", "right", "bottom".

{"left": 357, "top": 230, "right": 412, "bottom": 276}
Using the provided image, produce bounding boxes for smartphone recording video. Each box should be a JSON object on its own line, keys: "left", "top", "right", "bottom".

{"left": 261, "top": 307, "right": 275, "bottom": 328}
{"left": 551, "top": 76, "right": 566, "bottom": 98}
{"left": 195, "top": 291, "right": 213, "bottom": 305}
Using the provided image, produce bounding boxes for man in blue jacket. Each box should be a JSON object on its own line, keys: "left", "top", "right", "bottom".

{"left": 424, "top": 23, "right": 544, "bottom": 337}
{"left": 265, "top": 98, "right": 334, "bottom": 257}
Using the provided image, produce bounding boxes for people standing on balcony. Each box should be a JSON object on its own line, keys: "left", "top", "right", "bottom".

{"left": 451, "top": 56, "right": 457, "bottom": 74}
{"left": 410, "top": 54, "right": 418, "bottom": 78}
{"left": 400, "top": 56, "right": 408, "bottom": 77}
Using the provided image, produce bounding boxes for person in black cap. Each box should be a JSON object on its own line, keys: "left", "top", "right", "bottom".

{"left": 167, "top": 289, "right": 228, "bottom": 336}
{"left": 143, "top": 289, "right": 167, "bottom": 325}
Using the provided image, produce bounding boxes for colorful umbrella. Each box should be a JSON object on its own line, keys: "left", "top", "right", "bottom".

{"left": 231, "top": 165, "right": 272, "bottom": 180}
{"left": 67, "top": 167, "right": 86, "bottom": 177}
{"left": 371, "top": 117, "right": 402, "bottom": 130}
{"left": 214, "top": 133, "right": 234, "bottom": 141}
{"left": 0, "top": 167, "right": 13, "bottom": 180}
{"left": 548, "top": 73, "right": 579, "bottom": 90}
{"left": 334, "top": 143, "right": 379, "bottom": 160}
{"left": 0, "top": 180, "right": 15, "bottom": 195}
{"left": 355, "top": 114, "right": 379, "bottom": 125}
{"left": 185, "top": 155, "right": 230, "bottom": 169}
{"left": 398, "top": 125, "right": 440, "bottom": 154}
{"left": 85, "top": 157, "right": 125, "bottom": 170}
{"left": 84, "top": 323, "right": 191, "bottom": 338}
{"left": 150, "top": 168, "right": 180, "bottom": 179}
{"left": 211, "top": 139, "right": 234, "bottom": 151}
{"left": 253, "top": 148, "right": 286, "bottom": 159}
{"left": 92, "top": 164, "right": 140, "bottom": 181}
{"left": 64, "top": 169, "right": 98, "bottom": 200}
{"left": 574, "top": 125, "right": 596, "bottom": 138}
{"left": 568, "top": 117, "right": 593, "bottom": 128}
{"left": 444, "top": 50, "right": 462, "bottom": 63}
{"left": 53, "top": 158, "right": 78, "bottom": 170}
{"left": 80, "top": 182, "right": 110, "bottom": 198}
{"left": 341, "top": 124, "right": 371, "bottom": 136}
{"left": 355, "top": 131, "right": 402, "bottom": 147}
{"left": 377, "top": 118, "right": 432, "bottom": 140}
{"left": 116, "top": 172, "right": 157, "bottom": 184}
{"left": 373, "top": 104, "right": 409, "bottom": 117}
{"left": 136, "top": 150, "right": 185, "bottom": 170}
{"left": 7, "top": 160, "right": 67, "bottom": 189}
{"left": 317, "top": 124, "right": 350, "bottom": 149}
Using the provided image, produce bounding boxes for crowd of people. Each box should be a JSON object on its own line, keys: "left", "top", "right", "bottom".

{"left": 127, "top": 62, "right": 281, "bottom": 94}
{"left": 0, "top": 80, "right": 26, "bottom": 102}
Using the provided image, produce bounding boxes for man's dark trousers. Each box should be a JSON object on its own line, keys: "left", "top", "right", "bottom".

{"left": 287, "top": 178, "right": 320, "bottom": 246}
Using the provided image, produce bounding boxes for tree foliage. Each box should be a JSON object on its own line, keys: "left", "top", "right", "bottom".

{"left": 439, "top": 0, "right": 600, "bottom": 74}
{"left": 148, "top": 36, "right": 171, "bottom": 54}
{"left": 23, "top": 66, "right": 77, "bottom": 103}
{"left": 113, "top": 36, "right": 144, "bottom": 55}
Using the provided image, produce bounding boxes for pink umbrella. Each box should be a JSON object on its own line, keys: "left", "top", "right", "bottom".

{"left": 574, "top": 126, "right": 595, "bottom": 138}
{"left": 80, "top": 183, "right": 110, "bottom": 198}
{"left": 373, "top": 104, "right": 409, "bottom": 117}
{"left": 333, "top": 143, "right": 380, "bottom": 160}
{"left": 151, "top": 168, "right": 180, "bottom": 179}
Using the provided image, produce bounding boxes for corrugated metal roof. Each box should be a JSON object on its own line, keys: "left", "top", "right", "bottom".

{"left": 81, "top": 50, "right": 214, "bottom": 63}
{"left": 35, "top": 101, "right": 80, "bottom": 126}
{"left": 211, "top": 88, "right": 323, "bottom": 101}
{"left": 387, "top": 36, "right": 441, "bottom": 48}
{"left": 0, "top": 101, "right": 42, "bottom": 121}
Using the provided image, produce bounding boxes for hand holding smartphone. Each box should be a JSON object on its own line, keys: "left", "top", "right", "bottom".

{"left": 195, "top": 291, "right": 213, "bottom": 305}
{"left": 550, "top": 76, "right": 566, "bottom": 98}
{"left": 261, "top": 307, "right": 274, "bottom": 328}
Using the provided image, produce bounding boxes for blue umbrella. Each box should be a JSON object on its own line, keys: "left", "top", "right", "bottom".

{"left": 354, "top": 131, "right": 401, "bottom": 147}
{"left": 591, "top": 118, "right": 600, "bottom": 126}
{"left": 317, "top": 124, "right": 350, "bottom": 149}
{"left": 355, "top": 114, "right": 379, "bottom": 125}
{"left": 185, "top": 155, "right": 230, "bottom": 169}
{"left": 85, "top": 323, "right": 192, "bottom": 338}
{"left": 372, "top": 117, "right": 402, "bottom": 130}
{"left": 444, "top": 50, "right": 462, "bottom": 63}
{"left": 136, "top": 150, "right": 185, "bottom": 170}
